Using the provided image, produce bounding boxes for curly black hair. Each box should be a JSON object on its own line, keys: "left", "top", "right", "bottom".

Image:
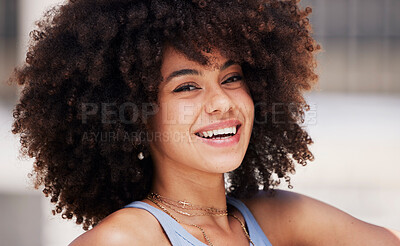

{"left": 11, "top": 0, "right": 320, "bottom": 230}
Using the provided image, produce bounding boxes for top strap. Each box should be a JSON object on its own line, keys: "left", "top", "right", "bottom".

{"left": 124, "top": 197, "right": 273, "bottom": 246}
{"left": 226, "top": 196, "right": 273, "bottom": 246}
{"left": 124, "top": 201, "right": 207, "bottom": 246}
{"left": 123, "top": 201, "right": 186, "bottom": 245}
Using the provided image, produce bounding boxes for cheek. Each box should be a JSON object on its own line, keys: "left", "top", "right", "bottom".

{"left": 231, "top": 89, "right": 254, "bottom": 119}
{"left": 175, "top": 101, "right": 200, "bottom": 125}
{"left": 155, "top": 99, "right": 199, "bottom": 132}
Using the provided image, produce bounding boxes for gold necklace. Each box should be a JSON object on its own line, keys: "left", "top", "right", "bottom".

{"left": 148, "top": 192, "right": 228, "bottom": 217}
{"left": 149, "top": 192, "right": 228, "bottom": 214}
{"left": 229, "top": 213, "right": 255, "bottom": 246}
{"left": 158, "top": 201, "right": 229, "bottom": 217}
{"left": 146, "top": 193, "right": 255, "bottom": 246}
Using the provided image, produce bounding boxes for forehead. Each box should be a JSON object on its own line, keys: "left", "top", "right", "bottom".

{"left": 160, "top": 46, "right": 229, "bottom": 76}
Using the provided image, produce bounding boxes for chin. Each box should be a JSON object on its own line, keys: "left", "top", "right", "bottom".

{"left": 204, "top": 156, "right": 244, "bottom": 173}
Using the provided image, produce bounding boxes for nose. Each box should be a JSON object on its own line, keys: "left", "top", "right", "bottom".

{"left": 204, "top": 86, "right": 235, "bottom": 115}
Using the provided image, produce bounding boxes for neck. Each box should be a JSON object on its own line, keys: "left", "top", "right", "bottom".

{"left": 150, "top": 159, "right": 228, "bottom": 210}
{"left": 145, "top": 150, "right": 236, "bottom": 231}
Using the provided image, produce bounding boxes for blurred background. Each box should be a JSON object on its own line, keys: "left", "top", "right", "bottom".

{"left": 0, "top": 0, "right": 399, "bottom": 245}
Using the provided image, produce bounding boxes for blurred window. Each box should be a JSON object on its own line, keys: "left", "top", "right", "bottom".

{"left": 0, "top": 0, "right": 18, "bottom": 103}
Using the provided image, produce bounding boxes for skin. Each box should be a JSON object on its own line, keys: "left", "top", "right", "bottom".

{"left": 148, "top": 45, "right": 254, "bottom": 210}
{"left": 69, "top": 46, "right": 400, "bottom": 246}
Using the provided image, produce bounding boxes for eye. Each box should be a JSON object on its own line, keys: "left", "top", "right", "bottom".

{"left": 222, "top": 75, "right": 243, "bottom": 85}
{"left": 173, "top": 82, "right": 200, "bottom": 92}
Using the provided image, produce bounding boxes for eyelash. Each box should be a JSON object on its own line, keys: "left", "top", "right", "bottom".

{"left": 173, "top": 75, "right": 243, "bottom": 93}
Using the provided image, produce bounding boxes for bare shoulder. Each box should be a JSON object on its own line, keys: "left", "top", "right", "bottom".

{"left": 241, "top": 189, "right": 306, "bottom": 245}
{"left": 68, "top": 207, "right": 170, "bottom": 246}
{"left": 242, "top": 189, "right": 400, "bottom": 246}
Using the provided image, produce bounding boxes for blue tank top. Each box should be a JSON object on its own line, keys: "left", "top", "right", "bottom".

{"left": 123, "top": 196, "right": 273, "bottom": 246}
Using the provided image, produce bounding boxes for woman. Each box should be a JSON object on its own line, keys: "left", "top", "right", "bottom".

{"left": 11, "top": 0, "right": 400, "bottom": 245}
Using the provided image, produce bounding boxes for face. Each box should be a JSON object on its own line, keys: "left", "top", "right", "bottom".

{"left": 148, "top": 46, "right": 254, "bottom": 174}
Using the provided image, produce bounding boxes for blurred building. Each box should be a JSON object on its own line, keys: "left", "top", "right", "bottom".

{"left": 0, "top": 0, "right": 18, "bottom": 105}
{"left": 302, "top": 0, "right": 400, "bottom": 92}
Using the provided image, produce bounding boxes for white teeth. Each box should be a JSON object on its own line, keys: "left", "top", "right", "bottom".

{"left": 197, "top": 125, "right": 239, "bottom": 138}
{"left": 227, "top": 127, "right": 234, "bottom": 134}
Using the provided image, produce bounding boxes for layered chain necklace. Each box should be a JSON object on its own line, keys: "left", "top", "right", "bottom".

{"left": 146, "top": 192, "right": 255, "bottom": 246}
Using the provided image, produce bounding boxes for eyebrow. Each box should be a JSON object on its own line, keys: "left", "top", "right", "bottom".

{"left": 165, "top": 60, "right": 237, "bottom": 83}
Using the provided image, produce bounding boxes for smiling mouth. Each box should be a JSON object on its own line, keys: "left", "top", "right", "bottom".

{"left": 194, "top": 125, "right": 241, "bottom": 140}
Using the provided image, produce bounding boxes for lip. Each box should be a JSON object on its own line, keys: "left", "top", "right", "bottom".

{"left": 193, "top": 119, "right": 242, "bottom": 134}
{"left": 195, "top": 125, "right": 242, "bottom": 147}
